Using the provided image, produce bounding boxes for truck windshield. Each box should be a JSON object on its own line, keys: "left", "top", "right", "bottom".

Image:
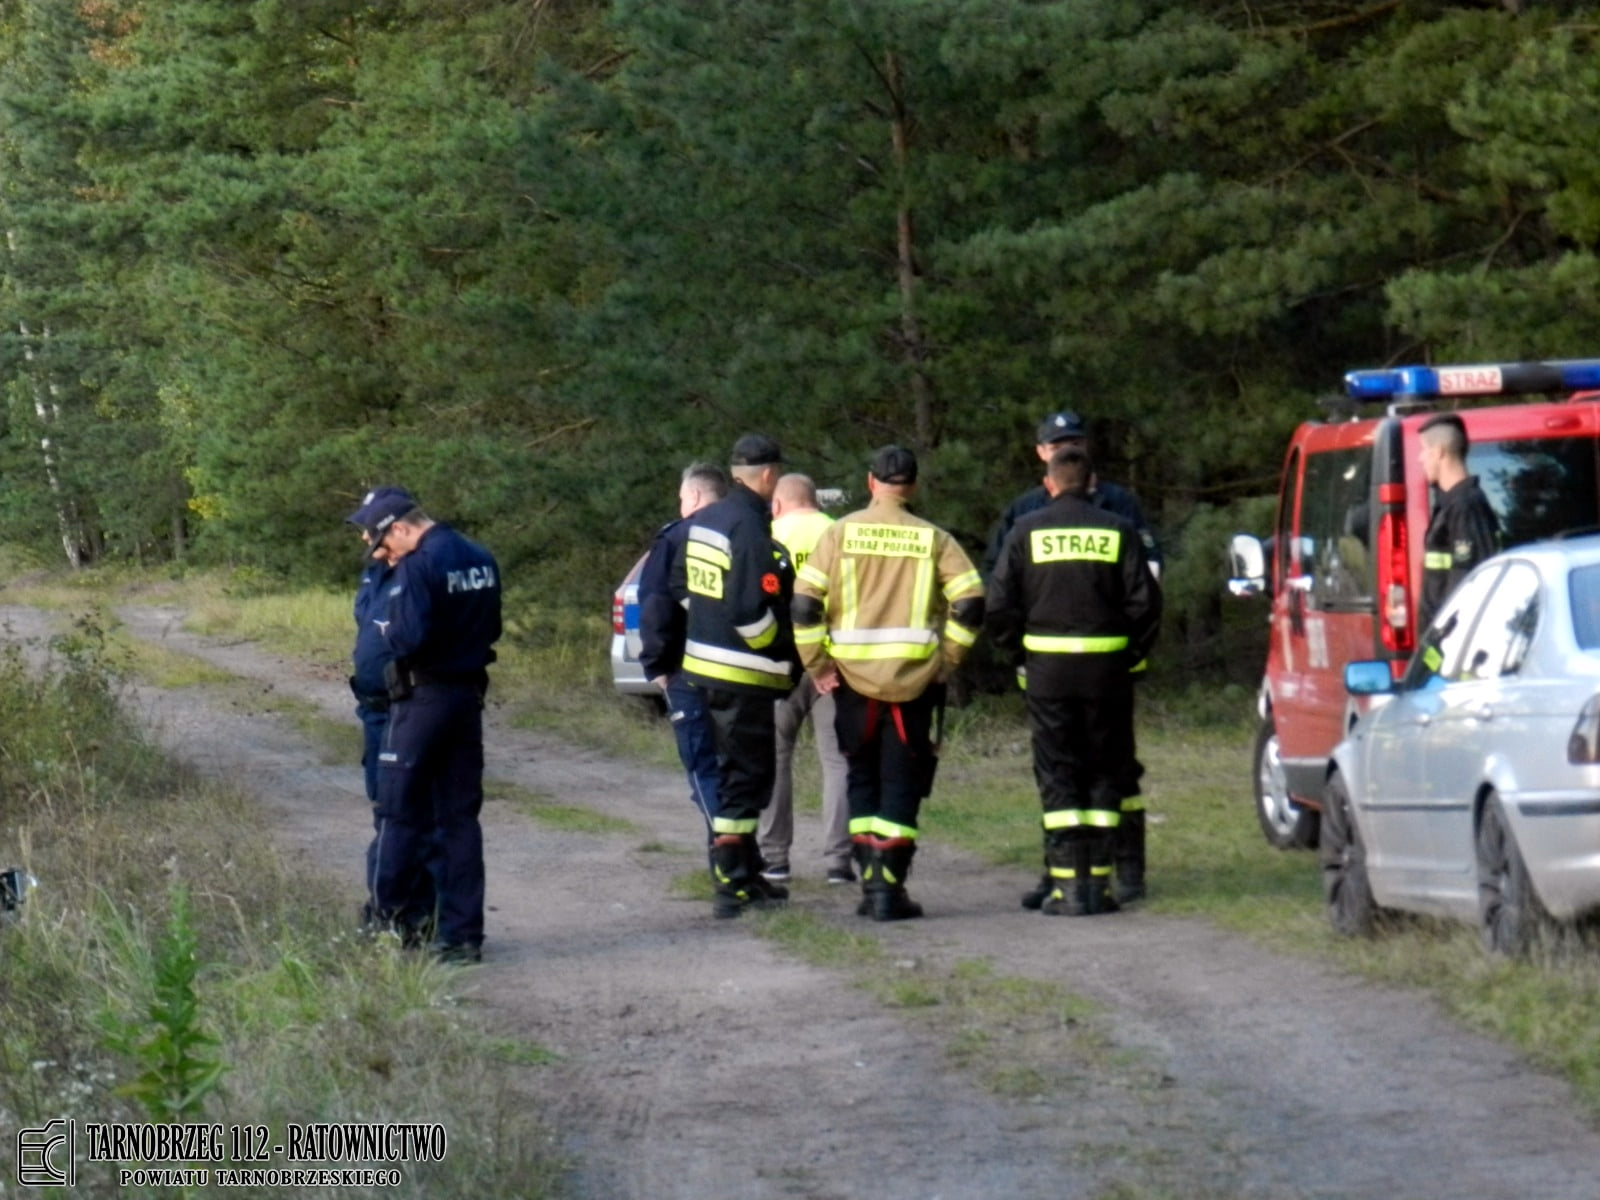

{"left": 1469, "top": 437, "right": 1600, "bottom": 547}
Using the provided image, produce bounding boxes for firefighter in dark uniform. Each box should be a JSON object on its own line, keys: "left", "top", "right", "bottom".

{"left": 353, "top": 486, "right": 501, "bottom": 963}
{"left": 793, "top": 446, "right": 985, "bottom": 921}
{"left": 348, "top": 489, "right": 439, "bottom": 944}
{"left": 668, "top": 434, "right": 799, "bottom": 918}
{"left": 1417, "top": 413, "right": 1500, "bottom": 632}
{"left": 987, "top": 445, "right": 1162, "bottom": 916}
{"left": 638, "top": 462, "right": 730, "bottom": 835}
{"left": 986, "top": 410, "right": 1161, "bottom": 906}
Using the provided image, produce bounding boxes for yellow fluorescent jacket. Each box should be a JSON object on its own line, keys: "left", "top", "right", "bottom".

{"left": 793, "top": 493, "right": 983, "bottom": 702}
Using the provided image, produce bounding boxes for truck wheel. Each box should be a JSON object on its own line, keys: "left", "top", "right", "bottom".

{"left": 1253, "top": 717, "right": 1319, "bottom": 850}
{"left": 1321, "top": 771, "right": 1375, "bottom": 937}
{"left": 1476, "top": 792, "right": 1547, "bottom": 957}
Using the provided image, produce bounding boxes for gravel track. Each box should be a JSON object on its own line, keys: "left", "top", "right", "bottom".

{"left": 10, "top": 602, "right": 1599, "bottom": 1200}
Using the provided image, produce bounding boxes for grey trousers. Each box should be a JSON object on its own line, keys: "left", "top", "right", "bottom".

{"left": 759, "top": 674, "right": 850, "bottom": 871}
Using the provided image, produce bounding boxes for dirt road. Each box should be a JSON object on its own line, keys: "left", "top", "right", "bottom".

{"left": 18, "top": 603, "right": 1600, "bottom": 1199}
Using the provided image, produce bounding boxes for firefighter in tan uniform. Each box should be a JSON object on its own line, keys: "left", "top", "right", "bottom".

{"left": 792, "top": 446, "right": 985, "bottom": 920}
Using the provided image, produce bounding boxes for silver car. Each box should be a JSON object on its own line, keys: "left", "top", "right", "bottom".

{"left": 610, "top": 551, "right": 657, "bottom": 698}
{"left": 1323, "top": 535, "right": 1600, "bottom": 954}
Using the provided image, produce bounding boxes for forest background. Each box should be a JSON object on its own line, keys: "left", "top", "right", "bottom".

{"left": 2, "top": 0, "right": 1595, "bottom": 683}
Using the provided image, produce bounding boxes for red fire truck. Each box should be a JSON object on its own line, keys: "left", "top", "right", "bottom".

{"left": 1230, "top": 360, "right": 1600, "bottom": 848}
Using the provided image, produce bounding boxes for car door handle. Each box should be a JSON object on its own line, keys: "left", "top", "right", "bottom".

{"left": 1476, "top": 704, "right": 1494, "bottom": 721}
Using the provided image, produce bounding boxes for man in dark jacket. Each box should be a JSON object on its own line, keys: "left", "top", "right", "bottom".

{"left": 987, "top": 446, "right": 1162, "bottom": 916}
{"left": 1417, "top": 413, "right": 1500, "bottom": 632}
{"left": 986, "top": 409, "right": 1161, "bottom": 902}
{"left": 638, "top": 462, "right": 730, "bottom": 834}
{"left": 982, "top": 410, "right": 1160, "bottom": 579}
{"left": 354, "top": 486, "right": 501, "bottom": 964}
{"left": 669, "top": 434, "right": 800, "bottom": 918}
{"left": 348, "top": 491, "right": 439, "bottom": 946}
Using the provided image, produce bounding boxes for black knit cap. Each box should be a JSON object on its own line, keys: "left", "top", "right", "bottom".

{"left": 731, "top": 433, "right": 783, "bottom": 466}
{"left": 870, "top": 444, "right": 918, "bottom": 485}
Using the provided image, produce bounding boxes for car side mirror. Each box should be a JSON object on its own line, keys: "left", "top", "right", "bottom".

{"left": 1228, "top": 533, "right": 1268, "bottom": 597}
{"left": 1344, "top": 660, "right": 1395, "bottom": 696}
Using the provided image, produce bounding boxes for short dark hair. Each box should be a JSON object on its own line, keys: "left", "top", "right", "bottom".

{"left": 1047, "top": 444, "right": 1092, "bottom": 497}
{"left": 730, "top": 434, "right": 783, "bottom": 467}
{"left": 682, "top": 461, "right": 729, "bottom": 500}
{"left": 1419, "top": 413, "right": 1469, "bottom": 460}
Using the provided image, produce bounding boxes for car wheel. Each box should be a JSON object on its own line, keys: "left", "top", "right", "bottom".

{"left": 1253, "top": 717, "right": 1319, "bottom": 850}
{"left": 1321, "top": 770, "right": 1375, "bottom": 938}
{"left": 1476, "top": 792, "right": 1547, "bottom": 957}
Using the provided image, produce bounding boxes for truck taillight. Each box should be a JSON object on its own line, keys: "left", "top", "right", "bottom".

{"left": 1569, "top": 695, "right": 1600, "bottom": 764}
{"left": 1376, "top": 510, "right": 1413, "bottom": 657}
{"left": 612, "top": 590, "right": 626, "bottom": 635}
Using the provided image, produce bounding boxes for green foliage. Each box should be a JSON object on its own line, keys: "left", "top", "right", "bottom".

{"left": 1, "top": 0, "right": 1599, "bottom": 681}
{"left": 97, "top": 885, "right": 228, "bottom": 1123}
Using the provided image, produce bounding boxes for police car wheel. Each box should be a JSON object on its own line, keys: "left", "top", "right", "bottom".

{"left": 1320, "top": 771, "right": 1375, "bottom": 938}
{"left": 1476, "top": 792, "right": 1547, "bottom": 958}
{"left": 1252, "top": 717, "right": 1319, "bottom": 851}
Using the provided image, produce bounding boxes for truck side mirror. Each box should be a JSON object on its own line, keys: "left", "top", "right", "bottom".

{"left": 1228, "top": 533, "right": 1268, "bottom": 597}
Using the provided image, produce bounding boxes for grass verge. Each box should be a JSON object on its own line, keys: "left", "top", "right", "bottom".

{"left": 0, "top": 622, "right": 562, "bottom": 1197}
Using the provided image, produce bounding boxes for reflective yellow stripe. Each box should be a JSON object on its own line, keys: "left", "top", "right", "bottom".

{"left": 1049, "top": 866, "right": 1076, "bottom": 879}
{"left": 736, "top": 610, "right": 777, "bottom": 649}
{"left": 712, "top": 816, "right": 758, "bottom": 834}
{"left": 840, "top": 557, "right": 858, "bottom": 632}
{"left": 911, "top": 557, "right": 933, "bottom": 635}
{"left": 1016, "top": 666, "right": 1027, "bottom": 691}
{"left": 1121, "top": 797, "right": 1145, "bottom": 813}
{"left": 793, "top": 624, "right": 828, "bottom": 646}
{"left": 1130, "top": 658, "right": 1148, "bottom": 674}
{"left": 797, "top": 563, "right": 830, "bottom": 591}
{"left": 847, "top": 816, "right": 919, "bottom": 839}
{"left": 682, "top": 654, "right": 790, "bottom": 689}
{"left": 1042, "top": 809, "right": 1121, "bottom": 829}
{"left": 943, "top": 569, "right": 981, "bottom": 599}
{"left": 685, "top": 540, "right": 731, "bottom": 570}
{"left": 1023, "top": 634, "right": 1129, "bottom": 654}
{"left": 831, "top": 641, "right": 938, "bottom": 661}
{"left": 1424, "top": 551, "right": 1453, "bottom": 569}
{"left": 944, "top": 620, "right": 977, "bottom": 648}
{"left": 1090, "top": 865, "right": 1112, "bottom": 878}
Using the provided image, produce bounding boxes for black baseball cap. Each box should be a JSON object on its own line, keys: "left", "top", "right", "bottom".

{"left": 870, "top": 445, "right": 918, "bottom": 486}
{"left": 731, "top": 434, "right": 784, "bottom": 466}
{"left": 1037, "top": 411, "right": 1088, "bottom": 444}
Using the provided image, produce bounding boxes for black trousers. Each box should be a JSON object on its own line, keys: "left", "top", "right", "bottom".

{"left": 701, "top": 685, "right": 779, "bottom": 825}
{"left": 1027, "top": 688, "right": 1133, "bottom": 833}
{"left": 832, "top": 680, "right": 940, "bottom": 836}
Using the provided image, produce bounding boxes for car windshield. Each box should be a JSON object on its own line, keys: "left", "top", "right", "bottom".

{"left": 1570, "top": 563, "right": 1600, "bottom": 651}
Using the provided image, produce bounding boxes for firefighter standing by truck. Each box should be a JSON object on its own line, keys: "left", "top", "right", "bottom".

{"left": 792, "top": 446, "right": 985, "bottom": 921}
{"left": 1416, "top": 413, "right": 1500, "bottom": 633}
{"left": 669, "top": 434, "right": 799, "bottom": 919}
{"left": 987, "top": 446, "right": 1161, "bottom": 916}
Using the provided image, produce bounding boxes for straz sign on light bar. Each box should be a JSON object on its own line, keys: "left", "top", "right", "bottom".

{"left": 1437, "top": 366, "right": 1503, "bottom": 395}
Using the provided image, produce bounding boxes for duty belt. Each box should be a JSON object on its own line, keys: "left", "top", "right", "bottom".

{"left": 406, "top": 667, "right": 488, "bottom": 688}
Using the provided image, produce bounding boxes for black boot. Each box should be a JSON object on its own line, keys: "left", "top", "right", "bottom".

{"left": 744, "top": 835, "right": 788, "bottom": 905}
{"left": 1039, "top": 832, "right": 1084, "bottom": 916}
{"left": 853, "top": 837, "right": 874, "bottom": 917}
{"left": 1114, "top": 808, "right": 1146, "bottom": 904}
{"left": 871, "top": 839, "right": 923, "bottom": 922}
{"left": 710, "top": 835, "right": 752, "bottom": 919}
{"left": 1020, "top": 851, "right": 1052, "bottom": 910}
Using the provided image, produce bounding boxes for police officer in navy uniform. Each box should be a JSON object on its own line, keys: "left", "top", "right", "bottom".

{"left": 348, "top": 490, "right": 439, "bottom": 945}
{"left": 351, "top": 486, "right": 502, "bottom": 963}
{"left": 987, "top": 446, "right": 1162, "bottom": 916}
{"left": 1417, "top": 413, "right": 1500, "bottom": 632}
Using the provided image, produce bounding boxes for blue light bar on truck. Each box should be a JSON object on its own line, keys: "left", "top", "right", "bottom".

{"left": 1344, "top": 360, "right": 1600, "bottom": 401}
